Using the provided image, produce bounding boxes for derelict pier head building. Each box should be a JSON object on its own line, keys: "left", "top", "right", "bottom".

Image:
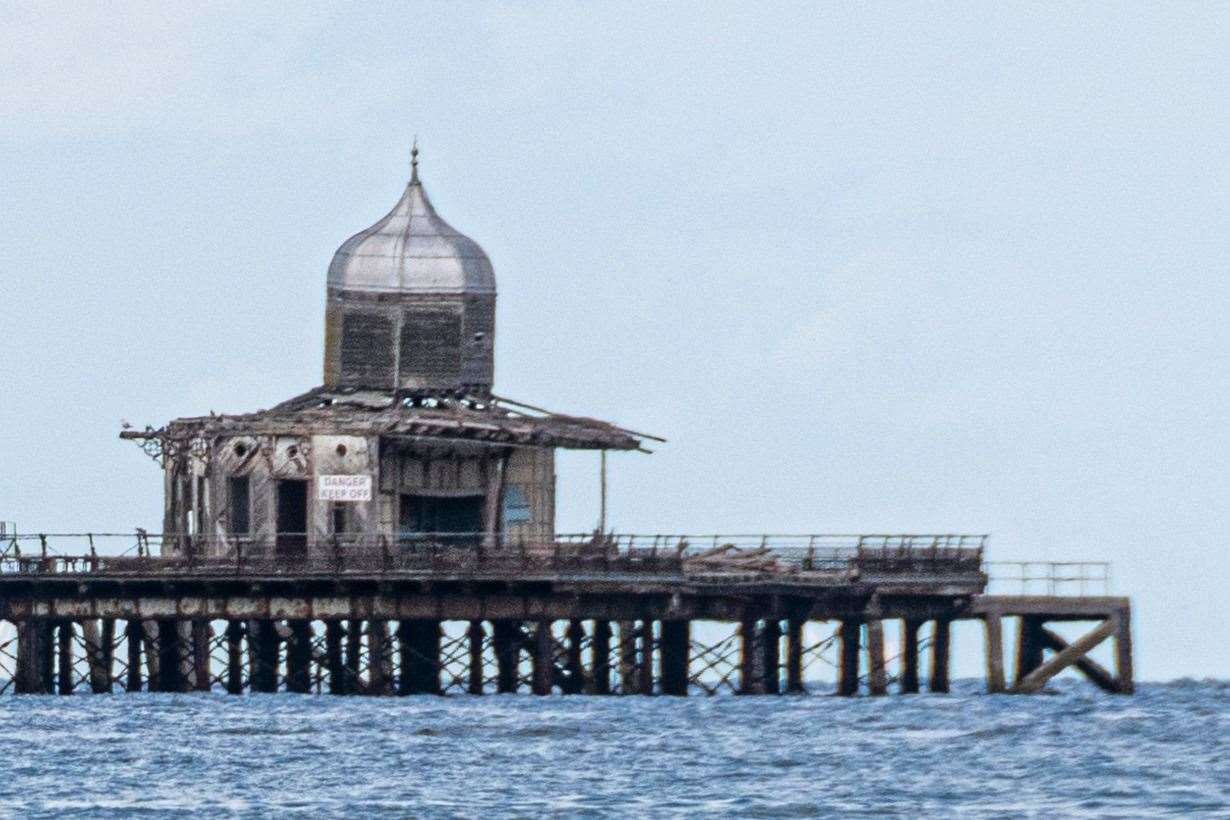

{"left": 144, "top": 149, "right": 646, "bottom": 561}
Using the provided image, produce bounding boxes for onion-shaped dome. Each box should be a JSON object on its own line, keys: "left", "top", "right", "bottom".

{"left": 322, "top": 146, "right": 497, "bottom": 394}
{"left": 327, "top": 155, "right": 495, "bottom": 296}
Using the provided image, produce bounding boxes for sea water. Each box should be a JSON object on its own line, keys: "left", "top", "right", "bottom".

{"left": 0, "top": 680, "right": 1224, "bottom": 818}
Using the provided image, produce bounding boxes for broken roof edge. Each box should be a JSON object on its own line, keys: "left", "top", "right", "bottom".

{"left": 120, "top": 386, "right": 660, "bottom": 453}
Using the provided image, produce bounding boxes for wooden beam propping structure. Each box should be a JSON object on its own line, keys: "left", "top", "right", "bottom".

{"left": 1010, "top": 619, "right": 1116, "bottom": 694}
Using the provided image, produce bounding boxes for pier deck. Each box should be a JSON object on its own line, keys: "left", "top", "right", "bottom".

{"left": 0, "top": 534, "right": 1132, "bottom": 697}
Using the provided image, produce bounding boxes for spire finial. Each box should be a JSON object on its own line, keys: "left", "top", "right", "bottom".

{"left": 410, "top": 137, "right": 420, "bottom": 184}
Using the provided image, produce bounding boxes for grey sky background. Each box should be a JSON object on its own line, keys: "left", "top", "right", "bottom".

{"left": 1, "top": 3, "right": 1226, "bottom": 681}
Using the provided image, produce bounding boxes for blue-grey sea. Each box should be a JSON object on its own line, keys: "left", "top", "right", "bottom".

{"left": 0, "top": 680, "right": 1224, "bottom": 818}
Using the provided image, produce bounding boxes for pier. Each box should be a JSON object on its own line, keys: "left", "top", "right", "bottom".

{"left": 0, "top": 533, "right": 1132, "bottom": 696}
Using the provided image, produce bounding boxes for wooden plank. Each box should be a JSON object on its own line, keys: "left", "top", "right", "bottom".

{"left": 617, "top": 620, "right": 637, "bottom": 694}
{"left": 287, "top": 620, "right": 312, "bottom": 694}
{"left": 1038, "top": 626, "right": 1116, "bottom": 693}
{"left": 57, "top": 621, "right": 74, "bottom": 695}
{"left": 345, "top": 619, "right": 363, "bottom": 694}
{"left": 367, "top": 620, "right": 388, "bottom": 695}
{"left": 325, "top": 621, "right": 345, "bottom": 695}
{"left": 590, "top": 620, "right": 612, "bottom": 695}
{"left": 637, "top": 621, "right": 654, "bottom": 695}
{"left": 126, "top": 621, "right": 142, "bottom": 692}
{"left": 492, "top": 620, "right": 519, "bottom": 693}
{"left": 192, "top": 620, "right": 212, "bottom": 692}
{"left": 400, "top": 619, "right": 441, "bottom": 695}
{"left": 562, "top": 620, "right": 585, "bottom": 694}
{"left": 738, "top": 618, "right": 758, "bottom": 695}
{"left": 900, "top": 619, "right": 921, "bottom": 694}
{"left": 785, "top": 619, "right": 805, "bottom": 694}
{"left": 866, "top": 620, "right": 887, "bottom": 696}
{"left": 467, "top": 620, "right": 485, "bottom": 695}
{"left": 82, "top": 619, "right": 111, "bottom": 694}
{"left": 531, "top": 620, "right": 553, "bottom": 695}
{"left": 929, "top": 619, "right": 951, "bottom": 694}
{"left": 1112, "top": 607, "right": 1134, "bottom": 695}
{"left": 1015, "top": 616, "right": 1045, "bottom": 685}
{"left": 225, "top": 621, "right": 245, "bottom": 694}
{"left": 760, "top": 619, "right": 781, "bottom": 695}
{"left": 1011, "top": 619, "right": 1116, "bottom": 694}
{"left": 838, "top": 621, "right": 860, "bottom": 696}
{"left": 984, "top": 611, "right": 1006, "bottom": 694}
{"left": 659, "top": 620, "right": 689, "bottom": 696}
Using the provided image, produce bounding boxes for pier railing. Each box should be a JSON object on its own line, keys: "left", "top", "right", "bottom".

{"left": 984, "top": 561, "right": 1112, "bottom": 595}
{"left": 0, "top": 532, "right": 987, "bottom": 582}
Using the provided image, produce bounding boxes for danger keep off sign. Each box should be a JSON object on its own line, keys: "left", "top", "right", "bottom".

{"left": 317, "top": 474, "right": 372, "bottom": 502}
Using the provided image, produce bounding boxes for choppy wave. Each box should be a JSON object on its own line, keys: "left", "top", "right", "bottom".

{"left": 0, "top": 679, "right": 1224, "bottom": 818}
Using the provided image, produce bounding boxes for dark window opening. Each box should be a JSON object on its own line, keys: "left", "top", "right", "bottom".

{"left": 276, "top": 479, "right": 308, "bottom": 559}
{"left": 399, "top": 494, "right": 482, "bottom": 548}
{"left": 229, "top": 476, "right": 251, "bottom": 536}
{"left": 331, "top": 504, "right": 348, "bottom": 536}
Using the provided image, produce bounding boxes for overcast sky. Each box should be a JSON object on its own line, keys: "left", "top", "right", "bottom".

{"left": 1, "top": 3, "right": 1227, "bottom": 681}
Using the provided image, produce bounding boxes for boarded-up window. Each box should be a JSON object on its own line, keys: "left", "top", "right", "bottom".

{"left": 503, "top": 486, "right": 532, "bottom": 524}
{"left": 229, "top": 476, "right": 250, "bottom": 536}
{"left": 340, "top": 311, "right": 395, "bottom": 386}
{"left": 400, "top": 308, "right": 461, "bottom": 384}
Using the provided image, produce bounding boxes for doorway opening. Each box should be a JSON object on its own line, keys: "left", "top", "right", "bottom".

{"left": 276, "top": 479, "right": 308, "bottom": 558}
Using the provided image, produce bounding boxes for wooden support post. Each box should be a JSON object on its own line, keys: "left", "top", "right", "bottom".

{"left": 13, "top": 621, "right": 31, "bottom": 694}
{"left": 467, "top": 620, "right": 485, "bottom": 695}
{"left": 192, "top": 620, "right": 211, "bottom": 692}
{"left": 345, "top": 619, "right": 362, "bottom": 693}
{"left": 760, "top": 619, "right": 781, "bottom": 695}
{"left": 82, "top": 619, "right": 111, "bottom": 694}
{"left": 900, "top": 619, "right": 921, "bottom": 694}
{"left": 929, "top": 622, "right": 949, "bottom": 693}
{"left": 287, "top": 620, "right": 312, "bottom": 694}
{"left": 1015, "top": 616, "right": 1045, "bottom": 685}
{"left": 142, "top": 620, "right": 160, "bottom": 688}
{"left": 100, "top": 618, "right": 115, "bottom": 693}
{"left": 56, "top": 621, "right": 74, "bottom": 695}
{"left": 785, "top": 619, "right": 805, "bottom": 694}
{"left": 16, "top": 621, "right": 52, "bottom": 695}
{"left": 866, "top": 620, "right": 888, "bottom": 696}
{"left": 563, "top": 620, "right": 585, "bottom": 694}
{"left": 617, "top": 620, "right": 637, "bottom": 694}
{"left": 984, "top": 612, "right": 1006, "bottom": 694}
{"left": 838, "top": 620, "right": 860, "bottom": 696}
{"left": 225, "top": 621, "right": 245, "bottom": 695}
{"left": 14, "top": 621, "right": 35, "bottom": 694}
{"left": 126, "top": 621, "right": 142, "bottom": 692}
{"left": 491, "top": 620, "right": 519, "bottom": 694}
{"left": 157, "top": 618, "right": 185, "bottom": 693}
{"left": 399, "top": 619, "right": 442, "bottom": 695}
{"left": 637, "top": 620, "right": 655, "bottom": 696}
{"left": 38, "top": 621, "right": 54, "bottom": 695}
{"left": 1112, "top": 607, "right": 1135, "bottom": 695}
{"left": 591, "top": 620, "right": 612, "bottom": 694}
{"left": 367, "top": 620, "right": 388, "bottom": 696}
{"left": 930, "top": 619, "right": 951, "bottom": 694}
{"left": 659, "top": 620, "right": 689, "bottom": 696}
{"left": 1012, "top": 619, "right": 1116, "bottom": 694}
{"left": 251, "top": 621, "right": 279, "bottom": 693}
{"left": 738, "top": 617, "right": 758, "bottom": 695}
{"left": 325, "top": 621, "right": 345, "bottom": 695}
{"left": 532, "top": 620, "right": 553, "bottom": 695}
